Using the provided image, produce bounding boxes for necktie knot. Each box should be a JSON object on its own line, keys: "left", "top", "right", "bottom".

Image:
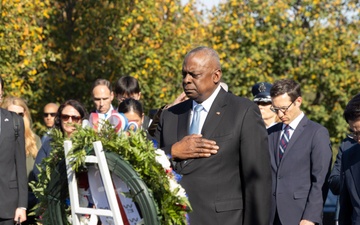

{"left": 194, "top": 104, "right": 204, "bottom": 112}
{"left": 284, "top": 125, "right": 290, "bottom": 132}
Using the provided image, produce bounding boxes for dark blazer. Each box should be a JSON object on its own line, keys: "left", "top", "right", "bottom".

{"left": 267, "top": 117, "right": 332, "bottom": 225}
{"left": 155, "top": 88, "right": 272, "bottom": 225}
{"left": 33, "top": 136, "right": 52, "bottom": 179}
{"left": 339, "top": 143, "right": 360, "bottom": 225}
{"left": 328, "top": 137, "right": 357, "bottom": 195}
{"left": 0, "top": 109, "right": 27, "bottom": 219}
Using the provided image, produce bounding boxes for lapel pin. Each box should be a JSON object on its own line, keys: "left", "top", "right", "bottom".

{"left": 4, "top": 118, "right": 9, "bottom": 122}
{"left": 216, "top": 112, "right": 220, "bottom": 115}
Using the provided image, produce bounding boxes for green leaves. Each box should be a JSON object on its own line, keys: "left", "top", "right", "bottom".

{"left": 3, "top": 0, "right": 360, "bottom": 158}
{"left": 209, "top": 0, "right": 360, "bottom": 148}
{"left": 32, "top": 123, "right": 191, "bottom": 224}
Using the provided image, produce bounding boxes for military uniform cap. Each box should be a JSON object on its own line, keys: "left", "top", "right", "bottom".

{"left": 251, "top": 82, "right": 272, "bottom": 103}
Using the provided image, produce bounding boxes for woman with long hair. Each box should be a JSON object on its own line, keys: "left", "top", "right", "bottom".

{"left": 1, "top": 96, "right": 40, "bottom": 177}
{"left": 33, "top": 99, "right": 88, "bottom": 177}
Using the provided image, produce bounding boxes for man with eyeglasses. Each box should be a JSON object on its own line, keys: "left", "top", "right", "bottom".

{"left": 267, "top": 79, "right": 332, "bottom": 225}
{"left": 337, "top": 93, "right": 360, "bottom": 225}
{"left": 41, "top": 103, "right": 59, "bottom": 143}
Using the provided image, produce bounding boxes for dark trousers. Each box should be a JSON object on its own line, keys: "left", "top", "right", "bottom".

{"left": 273, "top": 210, "right": 282, "bottom": 225}
{"left": 0, "top": 218, "right": 16, "bottom": 225}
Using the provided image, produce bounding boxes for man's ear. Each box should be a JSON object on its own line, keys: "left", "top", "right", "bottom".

{"left": 213, "top": 69, "right": 222, "bottom": 84}
{"left": 110, "top": 91, "right": 114, "bottom": 101}
{"left": 296, "top": 96, "right": 303, "bottom": 106}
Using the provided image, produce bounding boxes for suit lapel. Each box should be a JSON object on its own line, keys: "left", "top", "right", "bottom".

{"left": 281, "top": 116, "right": 308, "bottom": 161}
{"left": 176, "top": 100, "right": 194, "bottom": 170}
{"left": 0, "top": 109, "right": 5, "bottom": 147}
{"left": 179, "top": 90, "right": 227, "bottom": 170}
{"left": 177, "top": 100, "right": 192, "bottom": 141}
{"left": 349, "top": 147, "right": 360, "bottom": 197}
{"left": 202, "top": 89, "right": 227, "bottom": 139}
{"left": 271, "top": 124, "right": 282, "bottom": 168}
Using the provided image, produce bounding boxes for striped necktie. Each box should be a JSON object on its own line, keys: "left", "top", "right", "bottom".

{"left": 279, "top": 125, "right": 290, "bottom": 160}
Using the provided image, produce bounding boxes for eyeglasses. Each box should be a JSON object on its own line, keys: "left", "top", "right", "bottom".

{"left": 44, "top": 113, "right": 57, "bottom": 118}
{"left": 60, "top": 114, "right": 81, "bottom": 123}
{"left": 270, "top": 100, "right": 295, "bottom": 114}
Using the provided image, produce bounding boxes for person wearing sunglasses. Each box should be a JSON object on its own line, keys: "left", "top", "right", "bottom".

{"left": 33, "top": 99, "right": 88, "bottom": 179}
{"left": 267, "top": 79, "right": 332, "bottom": 225}
{"left": 41, "top": 103, "right": 59, "bottom": 144}
{"left": 1, "top": 96, "right": 41, "bottom": 225}
{"left": 252, "top": 82, "right": 279, "bottom": 129}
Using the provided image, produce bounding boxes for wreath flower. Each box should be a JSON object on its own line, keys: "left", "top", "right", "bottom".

{"left": 31, "top": 121, "right": 191, "bottom": 225}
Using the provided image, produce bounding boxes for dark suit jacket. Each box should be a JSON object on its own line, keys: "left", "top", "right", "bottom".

{"left": 328, "top": 137, "right": 357, "bottom": 195}
{"left": 155, "top": 89, "right": 272, "bottom": 225}
{"left": 0, "top": 109, "right": 27, "bottom": 219}
{"left": 339, "top": 143, "right": 360, "bottom": 225}
{"left": 267, "top": 117, "right": 332, "bottom": 225}
{"left": 33, "top": 136, "right": 52, "bottom": 179}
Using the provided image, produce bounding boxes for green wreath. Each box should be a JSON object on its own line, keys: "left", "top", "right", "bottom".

{"left": 31, "top": 123, "right": 191, "bottom": 225}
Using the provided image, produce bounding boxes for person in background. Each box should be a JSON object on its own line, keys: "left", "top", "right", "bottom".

{"left": 41, "top": 103, "right": 59, "bottom": 143}
{"left": 148, "top": 91, "right": 188, "bottom": 137}
{"left": 327, "top": 136, "right": 357, "bottom": 224}
{"left": 0, "top": 79, "right": 27, "bottom": 224}
{"left": 1, "top": 96, "right": 42, "bottom": 225}
{"left": 268, "top": 79, "right": 332, "bottom": 225}
{"left": 114, "top": 76, "right": 151, "bottom": 131}
{"left": 338, "top": 93, "right": 360, "bottom": 225}
{"left": 118, "top": 98, "right": 146, "bottom": 134}
{"left": 155, "top": 46, "right": 271, "bottom": 225}
{"left": 91, "top": 78, "right": 115, "bottom": 120}
{"left": 1, "top": 96, "right": 41, "bottom": 178}
{"left": 252, "top": 82, "right": 279, "bottom": 128}
{"left": 33, "top": 99, "right": 88, "bottom": 178}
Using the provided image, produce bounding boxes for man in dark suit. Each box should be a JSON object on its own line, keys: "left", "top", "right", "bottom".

{"left": 327, "top": 137, "right": 356, "bottom": 224}
{"left": 0, "top": 106, "right": 27, "bottom": 224}
{"left": 339, "top": 93, "right": 360, "bottom": 225}
{"left": 154, "top": 46, "right": 271, "bottom": 225}
{"left": 329, "top": 137, "right": 357, "bottom": 195}
{"left": 268, "top": 79, "right": 332, "bottom": 225}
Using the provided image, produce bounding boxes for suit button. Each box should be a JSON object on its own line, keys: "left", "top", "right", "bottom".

{"left": 278, "top": 176, "right": 281, "bottom": 179}
{"left": 273, "top": 192, "right": 276, "bottom": 196}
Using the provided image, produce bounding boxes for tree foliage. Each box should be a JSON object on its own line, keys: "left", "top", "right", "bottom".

{"left": 1, "top": 0, "right": 360, "bottom": 148}
{"left": 1, "top": 0, "right": 57, "bottom": 126}
{"left": 208, "top": 0, "right": 360, "bottom": 146}
{"left": 40, "top": 0, "right": 208, "bottom": 111}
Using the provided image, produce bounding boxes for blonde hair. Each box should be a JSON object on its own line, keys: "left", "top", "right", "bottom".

{"left": 1, "top": 96, "right": 38, "bottom": 158}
